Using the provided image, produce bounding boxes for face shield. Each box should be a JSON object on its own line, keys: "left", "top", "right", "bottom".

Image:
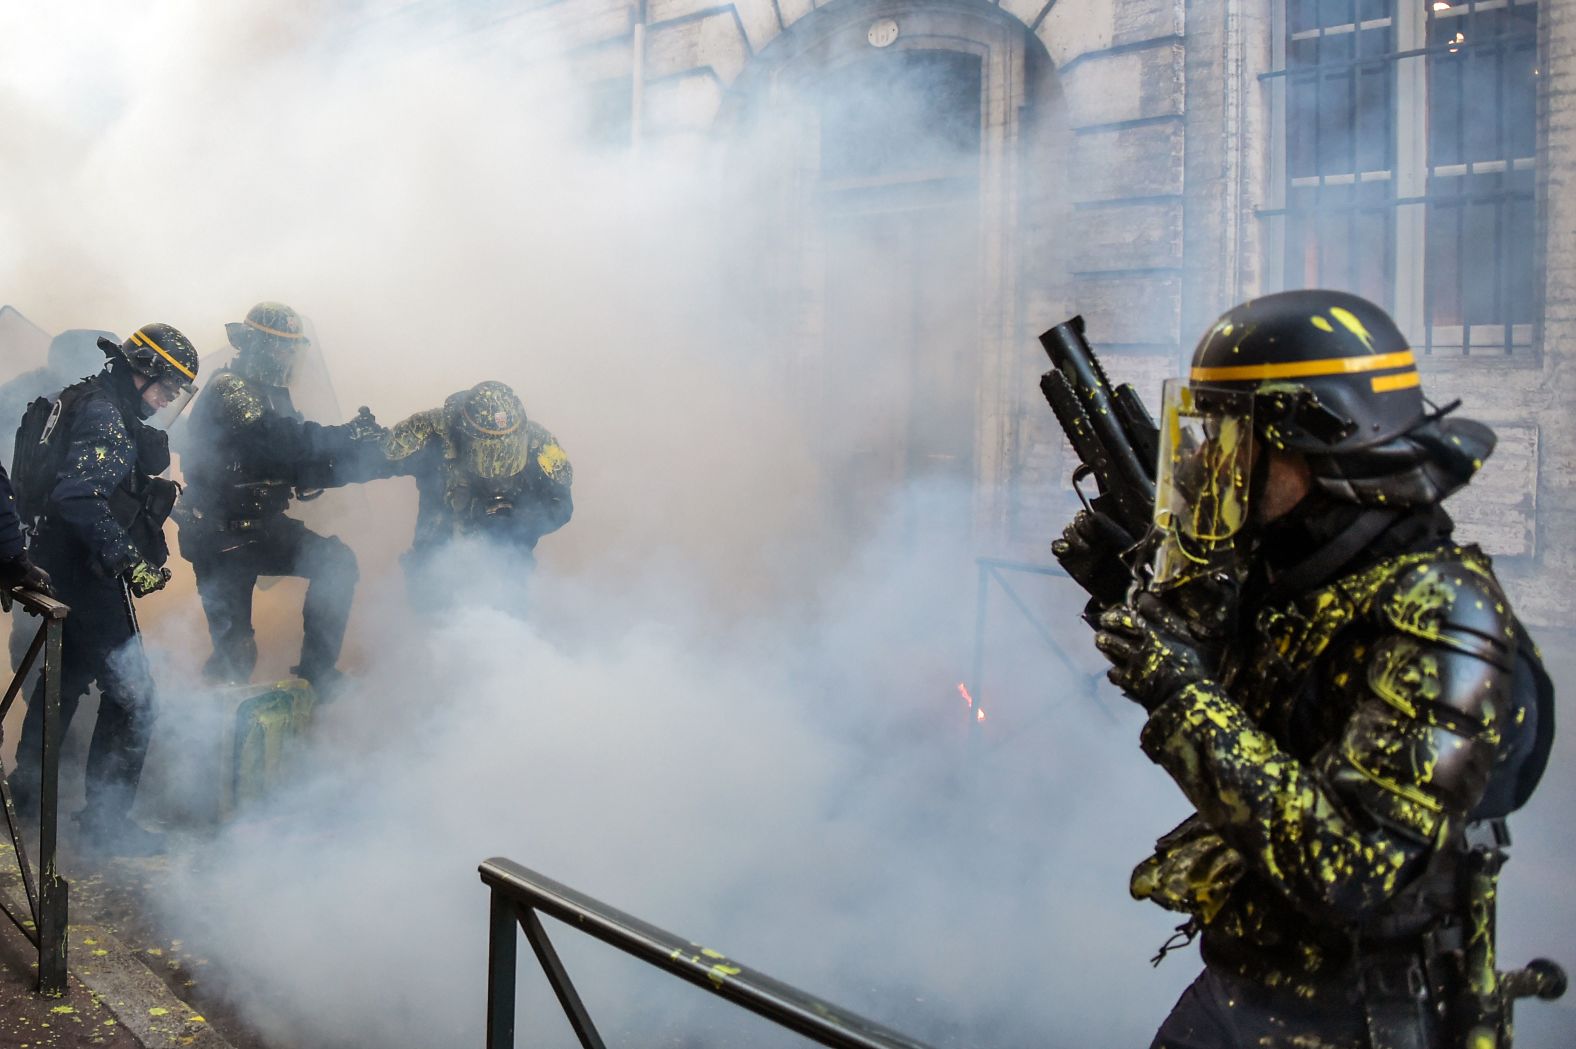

{"left": 1148, "top": 379, "right": 1255, "bottom": 591}
{"left": 139, "top": 371, "right": 198, "bottom": 430}
{"left": 463, "top": 431, "right": 530, "bottom": 482}
{"left": 251, "top": 341, "right": 303, "bottom": 388}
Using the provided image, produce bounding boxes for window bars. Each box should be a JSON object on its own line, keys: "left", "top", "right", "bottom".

{"left": 1261, "top": 0, "right": 1539, "bottom": 356}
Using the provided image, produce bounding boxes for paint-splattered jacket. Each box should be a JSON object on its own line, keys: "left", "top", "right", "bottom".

{"left": 382, "top": 407, "right": 573, "bottom": 557}
{"left": 1132, "top": 541, "right": 1546, "bottom": 998}
{"left": 34, "top": 376, "right": 172, "bottom": 575}
{"left": 181, "top": 367, "right": 382, "bottom": 526}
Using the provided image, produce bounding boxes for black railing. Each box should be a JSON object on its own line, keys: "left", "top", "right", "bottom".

{"left": 0, "top": 583, "right": 69, "bottom": 995}
{"left": 967, "top": 557, "right": 1107, "bottom": 724}
{"left": 480, "top": 858, "right": 939, "bottom": 1049}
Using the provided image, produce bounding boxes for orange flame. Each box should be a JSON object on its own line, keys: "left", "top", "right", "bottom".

{"left": 976, "top": 707, "right": 986, "bottom": 722}
{"left": 957, "top": 682, "right": 974, "bottom": 708}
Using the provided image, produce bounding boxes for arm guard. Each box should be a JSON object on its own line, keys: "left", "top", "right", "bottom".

{"left": 213, "top": 373, "right": 355, "bottom": 484}
{"left": 382, "top": 408, "right": 449, "bottom": 476}
{"left": 1138, "top": 557, "right": 1512, "bottom": 922}
{"left": 47, "top": 398, "right": 141, "bottom": 574}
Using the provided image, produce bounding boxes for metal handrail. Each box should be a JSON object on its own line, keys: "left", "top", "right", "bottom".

{"left": 480, "top": 857, "right": 939, "bottom": 1049}
{"left": 0, "top": 583, "right": 69, "bottom": 995}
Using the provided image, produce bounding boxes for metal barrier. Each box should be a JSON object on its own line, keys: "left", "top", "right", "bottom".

{"left": 0, "top": 584, "right": 69, "bottom": 995}
{"left": 967, "top": 557, "right": 1107, "bottom": 723}
{"left": 480, "top": 857, "right": 939, "bottom": 1049}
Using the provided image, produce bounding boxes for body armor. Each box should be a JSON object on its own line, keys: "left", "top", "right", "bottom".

{"left": 182, "top": 369, "right": 309, "bottom": 526}
{"left": 1131, "top": 539, "right": 1554, "bottom": 1046}
{"left": 17, "top": 373, "right": 178, "bottom": 573}
{"left": 384, "top": 398, "right": 573, "bottom": 558}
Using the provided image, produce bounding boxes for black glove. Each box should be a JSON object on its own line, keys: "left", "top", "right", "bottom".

{"left": 1052, "top": 509, "right": 1136, "bottom": 609}
{"left": 0, "top": 556, "right": 53, "bottom": 596}
{"left": 345, "top": 406, "right": 387, "bottom": 442}
{"left": 1094, "top": 592, "right": 1217, "bottom": 712}
{"left": 125, "top": 560, "right": 172, "bottom": 598}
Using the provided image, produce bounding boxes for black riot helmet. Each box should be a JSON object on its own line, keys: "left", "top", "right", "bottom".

{"left": 1149, "top": 290, "right": 1492, "bottom": 589}
{"left": 447, "top": 380, "right": 530, "bottom": 481}
{"left": 98, "top": 323, "right": 201, "bottom": 424}
{"left": 226, "top": 301, "right": 309, "bottom": 387}
{"left": 1188, "top": 289, "right": 1425, "bottom": 454}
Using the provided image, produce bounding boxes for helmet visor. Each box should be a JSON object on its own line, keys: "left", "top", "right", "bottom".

{"left": 142, "top": 374, "right": 198, "bottom": 430}
{"left": 1149, "top": 379, "right": 1254, "bottom": 590}
{"left": 465, "top": 432, "right": 529, "bottom": 481}
{"left": 250, "top": 342, "right": 302, "bottom": 387}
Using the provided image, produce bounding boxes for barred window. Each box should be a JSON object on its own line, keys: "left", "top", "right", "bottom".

{"left": 1263, "top": 0, "right": 1539, "bottom": 356}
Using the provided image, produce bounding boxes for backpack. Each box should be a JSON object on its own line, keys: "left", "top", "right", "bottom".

{"left": 11, "top": 384, "right": 89, "bottom": 533}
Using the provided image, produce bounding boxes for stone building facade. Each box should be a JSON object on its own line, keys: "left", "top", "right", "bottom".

{"left": 404, "top": 0, "right": 1571, "bottom": 625}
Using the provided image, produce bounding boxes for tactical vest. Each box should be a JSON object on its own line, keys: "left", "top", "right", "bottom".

{"left": 182, "top": 370, "right": 302, "bottom": 524}
{"left": 13, "top": 377, "right": 178, "bottom": 563}
{"left": 1136, "top": 544, "right": 1555, "bottom": 1047}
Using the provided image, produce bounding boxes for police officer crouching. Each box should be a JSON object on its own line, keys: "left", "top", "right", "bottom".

{"left": 10, "top": 324, "right": 198, "bottom": 856}
{"left": 1057, "top": 289, "right": 1561, "bottom": 1049}
{"left": 177, "top": 303, "right": 386, "bottom": 694}
{"left": 383, "top": 380, "right": 572, "bottom": 605}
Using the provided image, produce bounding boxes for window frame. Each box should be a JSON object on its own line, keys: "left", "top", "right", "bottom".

{"left": 1260, "top": 0, "right": 1540, "bottom": 362}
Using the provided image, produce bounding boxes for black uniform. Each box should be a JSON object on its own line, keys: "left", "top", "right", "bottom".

{"left": 1068, "top": 291, "right": 1559, "bottom": 1048}
{"left": 0, "top": 465, "right": 21, "bottom": 563}
{"left": 10, "top": 372, "right": 177, "bottom": 826}
{"left": 383, "top": 381, "right": 572, "bottom": 606}
{"left": 178, "top": 367, "right": 381, "bottom": 687}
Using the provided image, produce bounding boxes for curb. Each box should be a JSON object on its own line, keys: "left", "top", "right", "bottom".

{"left": 2, "top": 881, "right": 235, "bottom": 1049}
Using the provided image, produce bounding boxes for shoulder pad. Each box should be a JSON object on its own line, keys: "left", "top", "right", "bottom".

{"left": 1377, "top": 553, "right": 1516, "bottom": 669}
{"left": 385, "top": 408, "right": 448, "bottom": 462}
{"left": 527, "top": 422, "right": 571, "bottom": 484}
{"left": 210, "top": 371, "right": 267, "bottom": 428}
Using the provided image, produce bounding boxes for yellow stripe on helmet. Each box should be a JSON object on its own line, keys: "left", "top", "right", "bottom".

{"left": 130, "top": 329, "right": 196, "bottom": 382}
{"left": 1190, "top": 349, "right": 1415, "bottom": 383}
{"left": 1370, "top": 370, "right": 1421, "bottom": 393}
{"left": 245, "top": 319, "right": 307, "bottom": 340}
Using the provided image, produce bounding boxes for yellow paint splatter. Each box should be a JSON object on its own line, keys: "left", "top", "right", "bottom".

{"left": 50, "top": 1006, "right": 74, "bottom": 1015}
{"left": 148, "top": 1007, "right": 169, "bottom": 1017}
{"left": 1310, "top": 316, "right": 1335, "bottom": 333}
{"left": 536, "top": 443, "right": 569, "bottom": 480}
{"left": 1328, "top": 306, "right": 1375, "bottom": 350}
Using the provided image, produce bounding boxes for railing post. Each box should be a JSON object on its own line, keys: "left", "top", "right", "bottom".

{"left": 35, "top": 614, "right": 67, "bottom": 995}
{"left": 487, "top": 888, "right": 518, "bottom": 1049}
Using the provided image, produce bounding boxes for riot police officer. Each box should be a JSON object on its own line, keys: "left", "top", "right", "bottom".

{"left": 0, "top": 464, "right": 50, "bottom": 594}
{"left": 1057, "top": 290, "right": 1559, "bottom": 1048}
{"left": 177, "top": 302, "right": 386, "bottom": 693}
{"left": 383, "top": 380, "right": 572, "bottom": 599}
{"left": 10, "top": 323, "right": 199, "bottom": 854}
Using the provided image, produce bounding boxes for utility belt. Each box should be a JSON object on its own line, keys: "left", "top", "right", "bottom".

{"left": 1359, "top": 820, "right": 1566, "bottom": 1049}
{"left": 29, "top": 474, "right": 178, "bottom": 570}
{"left": 173, "top": 503, "right": 284, "bottom": 536}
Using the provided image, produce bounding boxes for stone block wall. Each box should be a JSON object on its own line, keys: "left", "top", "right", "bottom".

{"left": 397, "top": 0, "right": 1575, "bottom": 624}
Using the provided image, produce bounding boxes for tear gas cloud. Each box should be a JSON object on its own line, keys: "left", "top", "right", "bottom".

{"left": 2, "top": 3, "right": 1572, "bottom": 1048}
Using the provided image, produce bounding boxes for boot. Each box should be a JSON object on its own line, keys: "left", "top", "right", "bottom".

{"left": 73, "top": 808, "right": 165, "bottom": 857}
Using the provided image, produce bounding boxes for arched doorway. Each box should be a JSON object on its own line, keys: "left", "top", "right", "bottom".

{"left": 721, "top": 0, "right": 1065, "bottom": 550}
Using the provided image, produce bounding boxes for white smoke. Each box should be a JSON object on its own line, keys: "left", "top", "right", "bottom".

{"left": 3, "top": 3, "right": 1571, "bottom": 1048}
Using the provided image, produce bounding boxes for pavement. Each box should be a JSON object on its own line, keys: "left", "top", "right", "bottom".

{"left": 0, "top": 840, "right": 236, "bottom": 1049}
